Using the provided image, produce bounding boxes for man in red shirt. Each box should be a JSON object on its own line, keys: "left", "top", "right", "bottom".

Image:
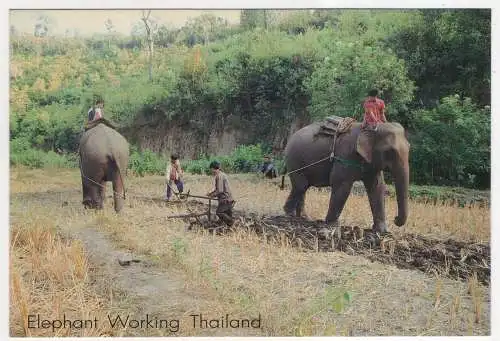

{"left": 362, "top": 89, "right": 387, "bottom": 130}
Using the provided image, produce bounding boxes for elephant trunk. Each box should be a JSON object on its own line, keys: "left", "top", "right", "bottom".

{"left": 393, "top": 160, "right": 409, "bottom": 227}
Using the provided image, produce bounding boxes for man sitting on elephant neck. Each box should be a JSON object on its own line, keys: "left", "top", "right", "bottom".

{"left": 206, "top": 161, "right": 235, "bottom": 227}
{"left": 88, "top": 98, "right": 105, "bottom": 123}
{"left": 361, "top": 89, "right": 387, "bottom": 130}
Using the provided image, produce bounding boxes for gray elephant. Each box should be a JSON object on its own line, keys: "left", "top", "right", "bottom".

{"left": 78, "top": 120, "right": 130, "bottom": 213}
{"left": 281, "top": 117, "right": 410, "bottom": 233}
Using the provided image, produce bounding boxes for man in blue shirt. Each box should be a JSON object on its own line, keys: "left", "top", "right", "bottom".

{"left": 260, "top": 155, "right": 277, "bottom": 179}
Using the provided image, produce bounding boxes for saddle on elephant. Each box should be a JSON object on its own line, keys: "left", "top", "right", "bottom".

{"left": 316, "top": 115, "right": 381, "bottom": 166}
{"left": 317, "top": 115, "right": 357, "bottom": 137}
{"left": 84, "top": 117, "right": 118, "bottom": 131}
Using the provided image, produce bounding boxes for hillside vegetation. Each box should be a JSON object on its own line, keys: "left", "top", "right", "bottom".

{"left": 9, "top": 9, "right": 490, "bottom": 189}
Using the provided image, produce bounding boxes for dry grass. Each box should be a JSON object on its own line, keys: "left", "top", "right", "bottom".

{"left": 9, "top": 167, "right": 491, "bottom": 336}
{"left": 9, "top": 213, "right": 114, "bottom": 336}
{"left": 129, "top": 173, "right": 490, "bottom": 242}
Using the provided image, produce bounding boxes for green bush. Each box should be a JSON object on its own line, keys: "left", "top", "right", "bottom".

{"left": 183, "top": 159, "right": 210, "bottom": 175}
{"left": 128, "top": 146, "right": 168, "bottom": 177}
{"left": 409, "top": 95, "right": 490, "bottom": 188}
{"left": 10, "top": 138, "right": 78, "bottom": 169}
{"left": 183, "top": 144, "right": 271, "bottom": 175}
{"left": 42, "top": 151, "right": 79, "bottom": 168}
{"left": 304, "top": 39, "right": 415, "bottom": 124}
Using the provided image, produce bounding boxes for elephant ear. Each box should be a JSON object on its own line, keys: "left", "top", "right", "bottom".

{"left": 356, "top": 130, "right": 375, "bottom": 163}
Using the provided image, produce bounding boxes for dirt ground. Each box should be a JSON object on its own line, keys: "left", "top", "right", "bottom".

{"left": 9, "top": 168, "right": 491, "bottom": 336}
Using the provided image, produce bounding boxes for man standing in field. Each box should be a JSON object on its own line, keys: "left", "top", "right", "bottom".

{"left": 165, "top": 154, "right": 184, "bottom": 201}
{"left": 206, "top": 160, "right": 235, "bottom": 226}
{"left": 260, "top": 155, "right": 278, "bottom": 179}
{"left": 361, "top": 89, "right": 387, "bottom": 130}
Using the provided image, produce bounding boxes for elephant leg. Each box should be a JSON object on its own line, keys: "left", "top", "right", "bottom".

{"left": 82, "top": 177, "right": 100, "bottom": 209}
{"left": 363, "top": 171, "right": 388, "bottom": 233}
{"left": 82, "top": 177, "right": 92, "bottom": 208}
{"left": 96, "top": 181, "right": 105, "bottom": 209}
{"left": 284, "top": 188, "right": 300, "bottom": 216}
{"left": 112, "top": 169, "right": 125, "bottom": 213}
{"left": 283, "top": 174, "right": 308, "bottom": 217}
{"left": 296, "top": 187, "right": 310, "bottom": 219}
{"left": 325, "top": 180, "right": 354, "bottom": 225}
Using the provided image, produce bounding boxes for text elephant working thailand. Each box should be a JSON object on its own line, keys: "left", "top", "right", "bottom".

{"left": 78, "top": 120, "right": 130, "bottom": 213}
{"left": 281, "top": 116, "right": 410, "bottom": 233}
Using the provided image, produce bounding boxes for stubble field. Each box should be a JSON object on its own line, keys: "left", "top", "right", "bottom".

{"left": 9, "top": 167, "right": 491, "bottom": 337}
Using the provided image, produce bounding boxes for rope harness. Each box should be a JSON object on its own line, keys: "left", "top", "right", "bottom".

{"left": 78, "top": 156, "right": 127, "bottom": 200}
{"left": 280, "top": 117, "right": 364, "bottom": 189}
{"left": 77, "top": 165, "right": 253, "bottom": 210}
{"left": 329, "top": 117, "right": 357, "bottom": 162}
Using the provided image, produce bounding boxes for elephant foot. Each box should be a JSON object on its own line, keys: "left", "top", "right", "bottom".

{"left": 372, "top": 222, "right": 388, "bottom": 234}
{"left": 324, "top": 217, "right": 339, "bottom": 227}
{"left": 83, "top": 198, "right": 104, "bottom": 210}
{"left": 394, "top": 216, "right": 406, "bottom": 227}
{"left": 114, "top": 204, "right": 123, "bottom": 212}
{"left": 83, "top": 199, "right": 96, "bottom": 209}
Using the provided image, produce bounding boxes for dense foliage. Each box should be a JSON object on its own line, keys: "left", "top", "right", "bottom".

{"left": 9, "top": 9, "right": 490, "bottom": 188}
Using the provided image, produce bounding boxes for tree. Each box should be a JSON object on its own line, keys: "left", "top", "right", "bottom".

{"left": 33, "top": 15, "right": 54, "bottom": 66}
{"left": 184, "top": 13, "right": 229, "bottom": 45}
{"left": 10, "top": 25, "right": 19, "bottom": 57}
{"left": 141, "top": 10, "right": 157, "bottom": 82}
{"left": 386, "top": 9, "right": 491, "bottom": 108}
{"left": 10, "top": 25, "right": 18, "bottom": 36}
{"left": 154, "top": 24, "right": 177, "bottom": 47}
{"left": 104, "top": 18, "right": 115, "bottom": 48}
{"left": 105, "top": 18, "right": 115, "bottom": 33}
{"left": 34, "top": 15, "right": 52, "bottom": 37}
{"left": 240, "top": 10, "right": 270, "bottom": 30}
{"left": 410, "top": 95, "right": 490, "bottom": 187}
{"left": 304, "top": 40, "right": 415, "bottom": 126}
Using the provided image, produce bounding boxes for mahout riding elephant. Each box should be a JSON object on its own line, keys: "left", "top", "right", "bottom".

{"left": 281, "top": 117, "right": 410, "bottom": 233}
{"left": 78, "top": 119, "right": 130, "bottom": 213}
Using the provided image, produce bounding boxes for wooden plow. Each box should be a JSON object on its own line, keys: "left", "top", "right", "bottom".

{"left": 167, "top": 191, "right": 218, "bottom": 226}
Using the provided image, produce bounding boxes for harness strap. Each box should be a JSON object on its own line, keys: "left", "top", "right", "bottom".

{"left": 328, "top": 117, "right": 357, "bottom": 161}
{"left": 333, "top": 156, "right": 365, "bottom": 170}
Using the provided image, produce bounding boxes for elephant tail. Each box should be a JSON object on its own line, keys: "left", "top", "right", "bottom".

{"left": 280, "top": 167, "right": 287, "bottom": 190}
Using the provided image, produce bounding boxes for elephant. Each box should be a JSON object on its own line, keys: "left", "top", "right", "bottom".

{"left": 78, "top": 120, "right": 130, "bottom": 213}
{"left": 281, "top": 118, "right": 410, "bottom": 233}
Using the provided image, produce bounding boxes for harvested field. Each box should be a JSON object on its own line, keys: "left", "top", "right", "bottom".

{"left": 168, "top": 200, "right": 491, "bottom": 286}
{"left": 9, "top": 168, "right": 491, "bottom": 337}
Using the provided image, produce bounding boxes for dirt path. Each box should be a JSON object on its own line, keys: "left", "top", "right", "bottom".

{"left": 9, "top": 189, "right": 264, "bottom": 336}
{"left": 69, "top": 225, "right": 193, "bottom": 308}
{"left": 61, "top": 221, "right": 265, "bottom": 337}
